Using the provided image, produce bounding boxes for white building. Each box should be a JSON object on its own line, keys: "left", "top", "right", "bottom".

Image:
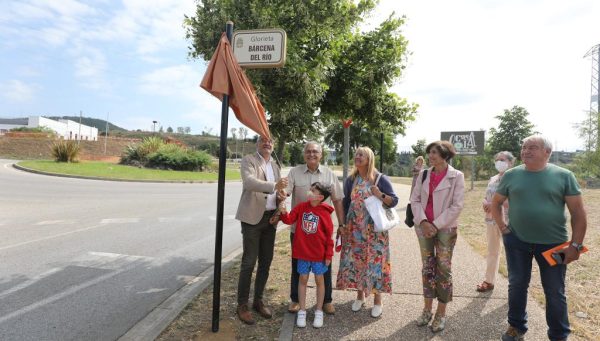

{"left": 0, "top": 116, "right": 98, "bottom": 141}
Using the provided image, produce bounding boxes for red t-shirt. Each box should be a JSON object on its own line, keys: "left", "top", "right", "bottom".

{"left": 425, "top": 167, "right": 448, "bottom": 222}
{"left": 280, "top": 201, "right": 334, "bottom": 261}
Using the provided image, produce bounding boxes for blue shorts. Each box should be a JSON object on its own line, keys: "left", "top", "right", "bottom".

{"left": 297, "top": 259, "right": 328, "bottom": 275}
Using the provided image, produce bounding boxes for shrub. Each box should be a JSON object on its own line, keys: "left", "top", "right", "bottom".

{"left": 121, "top": 136, "right": 165, "bottom": 164}
{"left": 51, "top": 140, "right": 80, "bottom": 162}
{"left": 147, "top": 146, "right": 212, "bottom": 171}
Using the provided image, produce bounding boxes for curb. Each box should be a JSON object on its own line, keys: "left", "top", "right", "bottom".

{"left": 12, "top": 163, "right": 239, "bottom": 184}
{"left": 118, "top": 226, "right": 288, "bottom": 341}
{"left": 279, "top": 312, "right": 296, "bottom": 341}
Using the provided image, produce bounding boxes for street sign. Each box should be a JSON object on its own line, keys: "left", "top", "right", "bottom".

{"left": 441, "top": 130, "right": 485, "bottom": 155}
{"left": 232, "top": 29, "right": 287, "bottom": 68}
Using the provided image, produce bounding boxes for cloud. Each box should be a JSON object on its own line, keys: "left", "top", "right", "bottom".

{"left": 0, "top": 80, "right": 38, "bottom": 102}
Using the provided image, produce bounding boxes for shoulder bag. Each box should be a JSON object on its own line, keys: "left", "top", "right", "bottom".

{"left": 404, "top": 169, "right": 428, "bottom": 227}
{"left": 364, "top": 173, "right": 400, "bottom": 232}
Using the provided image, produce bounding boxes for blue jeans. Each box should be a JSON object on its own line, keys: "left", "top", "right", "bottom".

{"left": 503, "top": 232, "right": 570, "bottom": 341}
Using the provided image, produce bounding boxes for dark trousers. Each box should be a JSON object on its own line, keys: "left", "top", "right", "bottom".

{"left": 503, "top": 232, "right": 570, "bottom": 341}
{"left": 237, "top": 211, "right": 276, "bottom": 305}
{"left": 290, "top": 232, "right": 333, "bottom": 304}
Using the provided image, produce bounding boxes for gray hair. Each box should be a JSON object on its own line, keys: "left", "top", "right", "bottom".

{"left": 494, "top": 151, "right": 515, "bottom": 162}
{"left": 304, "top": 141, "right": 322, "bottom": 153}
{"left": 523, "top": 134, "right": 553, "bottom": 152}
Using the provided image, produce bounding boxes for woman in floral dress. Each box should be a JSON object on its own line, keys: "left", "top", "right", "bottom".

{"left": 336, "top": 146, "right": 398, "bottom": 318}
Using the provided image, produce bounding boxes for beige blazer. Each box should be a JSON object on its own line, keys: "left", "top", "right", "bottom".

{"left": 235, "top": 152, "right": 282, "bottom": 225}
{"left": 410, "top": 165, "right": 465, "bottom": 230}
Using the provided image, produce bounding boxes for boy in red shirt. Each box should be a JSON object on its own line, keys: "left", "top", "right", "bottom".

{"left": 279, "top": 182, "right": 334, "bottom": 328}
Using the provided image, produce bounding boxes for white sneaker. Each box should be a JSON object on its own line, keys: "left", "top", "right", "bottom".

{"left": 371, "top": 304, "right": 383, "bottom": 318}
{"left": 351, "top": 299, "right": 365, "bottom": 312}
{"left": 296, "top": 310, "right": 306, "bottom": 328}
{"left": 313, "top": 310, "right": 324, "bottom": 328}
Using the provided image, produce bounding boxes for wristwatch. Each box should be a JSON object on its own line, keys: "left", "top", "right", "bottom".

{"left": 570, "top": 241, "right": 584, "bottom": 252}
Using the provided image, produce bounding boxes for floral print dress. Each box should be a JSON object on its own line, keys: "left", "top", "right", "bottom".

{"left": 336, "top": 176, "right": 392, "bottom": 295}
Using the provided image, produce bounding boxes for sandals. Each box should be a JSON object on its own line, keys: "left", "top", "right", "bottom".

{"left": 476, "top": 281, "right": 495, "bottom": 292}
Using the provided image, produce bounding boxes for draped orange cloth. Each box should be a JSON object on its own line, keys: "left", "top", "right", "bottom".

{"left": 200, "top": 33, "right": 271, "bottom": 139}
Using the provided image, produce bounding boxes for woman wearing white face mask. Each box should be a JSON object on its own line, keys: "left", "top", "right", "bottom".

{"left": 477, "top": 151, "right": 515, "bottom": 292}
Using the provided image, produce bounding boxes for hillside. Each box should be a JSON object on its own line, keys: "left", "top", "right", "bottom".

{"left": 0, "top": 136, "right": 137, "bottom": 161}
{"left": 47, "top": 116, "right": 128, "bottom": 133}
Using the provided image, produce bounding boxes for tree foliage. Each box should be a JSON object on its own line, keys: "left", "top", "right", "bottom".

{"left": 185, "top": 0, "right": 377, "bottom": 160}
{"left": 320, "top": 15, "right": 417, "bottom": 135}
{"left": 411, "top": 139, "right": 427, "bottom": 159}
{"left": 324, "top": 123, "right": 397, "bottom": 164}
{"left": 487, "top": 106, "right": 535, "bottom": 160}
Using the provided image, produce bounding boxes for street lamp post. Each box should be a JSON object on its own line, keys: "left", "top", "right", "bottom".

{"left": 152, "top": 120, "right": 158, "bottom": 134}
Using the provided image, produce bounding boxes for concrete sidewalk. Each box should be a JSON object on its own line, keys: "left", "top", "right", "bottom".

{"left": 280, "top": 182, "right": 550, "bottom": 341}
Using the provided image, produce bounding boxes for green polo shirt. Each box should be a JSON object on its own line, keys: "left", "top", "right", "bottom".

{"left": 496, "top": 164, "right": 581, "bottom": 244}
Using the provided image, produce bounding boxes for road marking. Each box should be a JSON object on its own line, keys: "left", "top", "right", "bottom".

{"left": 136, "top": 288, "right": 168, "bottom": 294}
{"left": 0, "top": 224, "right": 105, "bottom": 252}
{"left": 34, "top": 220, "right": 76, "bottom": 226}
{"left": 158, "top": 217, "right": 192, "bottom": 223}
{"left": 100, "top": 218, "right": 140, "bottom": 224}
{"left": 208, "top": 214, "right": 235, "bottom": 221}
{"left": 0, "top": 260, "right": 140, "bottom": 324}
{"left": 0, "top": 268, "right": 62, "bottom": 299}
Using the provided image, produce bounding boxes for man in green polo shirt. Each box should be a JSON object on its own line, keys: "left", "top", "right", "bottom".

{"left": 491, "top": 135, "right": 587, "bottom": 341}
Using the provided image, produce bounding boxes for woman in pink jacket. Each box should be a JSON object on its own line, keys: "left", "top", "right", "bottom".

{"left": 410, "top": 141, "right": 465, "bottom": 333}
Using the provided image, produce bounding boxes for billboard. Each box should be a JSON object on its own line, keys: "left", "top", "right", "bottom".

{"left": 441, "top": 131, "right": 485, "bottom": 155}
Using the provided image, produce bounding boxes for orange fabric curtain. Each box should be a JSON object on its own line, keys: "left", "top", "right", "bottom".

{"left": 200, "top": 33, "right": 271, "bottom": 139}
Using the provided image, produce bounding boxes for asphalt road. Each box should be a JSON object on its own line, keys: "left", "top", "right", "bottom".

{"left": 0, "top": 159, "right": 244, "bottom": 340}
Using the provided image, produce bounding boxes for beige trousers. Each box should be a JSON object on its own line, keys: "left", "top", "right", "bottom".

{"left": 484, "top": 222, "right": 503, "bottom": 284}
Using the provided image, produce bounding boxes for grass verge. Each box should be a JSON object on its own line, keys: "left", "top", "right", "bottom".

{"left": 17, "top": 160, "right": 241, "bottom": 181}
{"left": 157, "top": 230, "right": 291, "bottom": 341}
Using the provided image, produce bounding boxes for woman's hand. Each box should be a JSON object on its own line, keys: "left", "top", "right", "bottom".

{"left": 421, "top": 221, "right": 438, "bottom": 238}
{"left": 482, "top": 202, "right": 491, "bottom": 213}
{"left": 369, "top": 185, "right": 382, "bottom": 197}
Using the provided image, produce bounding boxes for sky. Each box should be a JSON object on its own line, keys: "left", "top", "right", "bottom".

{"left": 0, "top": 0, "right": 598, "bottom": 152}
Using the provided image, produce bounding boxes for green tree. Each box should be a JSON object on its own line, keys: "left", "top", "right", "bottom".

{"left": 320, "top": 16, "right": 417, "bottom": 136}
{"left": 487, "top": 105, "right": 535, "bottom": 160}
{"left": 166, "top": 126, "right": 174, "bottom": 133}
{"left": 324, "top": 124, "right": 397, "bottom": 164}
{"left": 411, "top": 139, "right": 427, "bottom": 159}
{"left": 185, "top": 0, "right": 377, "bottom": 160}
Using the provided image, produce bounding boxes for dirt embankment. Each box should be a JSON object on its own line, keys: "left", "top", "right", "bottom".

{"left": 0, "top": 136, "right": 140, "bottom": 161}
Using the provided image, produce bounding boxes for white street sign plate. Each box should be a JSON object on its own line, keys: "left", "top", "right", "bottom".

{"left": 232, "top": 29, "right": 286, "bottom": 68}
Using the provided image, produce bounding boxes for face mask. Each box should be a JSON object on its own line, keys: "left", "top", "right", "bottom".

{"left": 495, "top": 160, "right": 509, "bottom": 173}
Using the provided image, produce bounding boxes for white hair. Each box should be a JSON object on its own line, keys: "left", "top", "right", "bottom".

{"left": 495, "top": 151, "right": 515, "bottom": 162}
{"left": 304, "top": 141, "right": 322, "bottom": 153}
{"left": 523, "top": 135, "right": 553, "bottom": 152}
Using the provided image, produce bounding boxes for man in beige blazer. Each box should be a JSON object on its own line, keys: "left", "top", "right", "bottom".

{"left": 236, "top": 135, "right": 287, "bottom": 325}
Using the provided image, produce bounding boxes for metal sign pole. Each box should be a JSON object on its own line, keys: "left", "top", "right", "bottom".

{"left": 471, "top": 155, "right": 475, "bottom": 190}
{"left": 379, "top": 132, "right": 384, "bottom": 172}
{"left": 212, "top": 21, "right": 234, "bottom": 333}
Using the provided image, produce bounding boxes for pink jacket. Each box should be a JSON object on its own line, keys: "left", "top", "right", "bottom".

{"left": 410, "top": 165, "right": 465, "bottom": 230}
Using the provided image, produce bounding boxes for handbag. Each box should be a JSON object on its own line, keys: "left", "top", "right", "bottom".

{"left": 364, "top": 173, "right": 400, "bottom": 232}
{"left": 404, "top": 170, "right": 428, "bottom": 227}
